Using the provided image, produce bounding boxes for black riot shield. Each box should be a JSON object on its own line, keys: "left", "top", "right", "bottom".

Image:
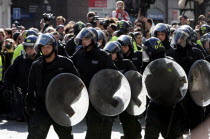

{"left": 89, "top": 69, "right": 131, "bottom": 116}
{"left": 188, "top": 60, "right": 210, "bottom": 107}
{"left": 124, "top": 70, "right": 146, "bottom": 115}
{"left": 46, "top": 73, "right": 89, "bottom": 126}
{"left": 142, "top": 58, "right": 188, "bottom": 106}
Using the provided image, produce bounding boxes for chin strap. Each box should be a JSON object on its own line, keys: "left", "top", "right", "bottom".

{"left": 42, "top": 49, "right": 55, "bottom": 58}
{"left": 26, "top": 53, "right": 36, "bottom": 59}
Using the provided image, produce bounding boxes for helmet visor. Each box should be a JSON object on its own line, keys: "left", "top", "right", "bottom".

{"left": 103, "top": 42, "right": 121, "bottom": 53}
{"left": 142, "top": 45, "right": 150, "bottom": 62}
{"left": 74, "top": 28, "right": 96, "bottom": 45}
{"left": 34, "top": 34, "right": 54, "bottom": 53}
{"left": 171, "top": 30, "right": 189, "bottom": 47}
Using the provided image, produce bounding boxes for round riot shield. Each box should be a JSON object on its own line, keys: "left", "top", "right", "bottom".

{"left": 142, "top": 58, "right": 188, "bottom": 106}
{"left": 188, "top": 60, "right": 210, "bottom": 107}
{"left": 124, "top": 70, "right": 147, "bottom": 116}
{"left": 46, "top": 73, "right": 89, "bottom": 126}
{"left": 89, "top": 69, "right": 131, "bottom": 116}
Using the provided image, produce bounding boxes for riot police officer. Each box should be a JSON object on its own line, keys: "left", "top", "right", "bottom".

{"left": 152, "top": 23, "right": 172, "bottom": 51}
{"left": 71, "top": 27, "right": 116, "bottom": 139}
{"left": 166, "top": 28, "right": 205, "bottom": 136}
{"left": 117, "top": 35, "right": 142, "bottom": 72}
{"left": 12, "top": 30, "right": 38, "bottom": 62}
{"left": 142, "top": 37, "right": 184, "bottom": 139}
{"left": 96, "top": 29, "right": 107, "bottom": 49}
{"left": 197, "top": 24, "right": 210, "bottom": 47}
{"left": 3, "top": 35, "right": 40, "bottom": 122}
{"left": 65, "top": 21, "right": 85, "bottom": 56}
{"left": 25, "top": 33, "right": 79, "bottom": 139}
{"left": 110, "top": 20, "right": 130, "bottom": 41}
{"left": 104, "top": 41, "right": 142, "bottom": 139}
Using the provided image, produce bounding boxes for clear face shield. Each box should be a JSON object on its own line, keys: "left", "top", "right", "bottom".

{"left": 142, "top": 45, "right": 150, "bottom": 62}
{"left": 171, "top": 30, "right": 189, "bottom": 48}
{"left": 74, "top": 28, "right": 96, "bottom": 46}
{"left": 34, "top": 34, "right": 54, "bottom": 53}
{"left": 103, "top": 42, "right": 121, "bottom": 53}
{"left": 203, "top": 38, "right": 210, "bottom": 50}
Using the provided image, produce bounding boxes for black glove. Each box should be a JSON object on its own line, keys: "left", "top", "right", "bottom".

{"left": 25, "top": 93, "right": 35, "bottom": 116}
{"left": 3, "top": 89, "right": 13, "bottom": 102}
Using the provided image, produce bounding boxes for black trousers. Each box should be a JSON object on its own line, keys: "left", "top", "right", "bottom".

{"left": 144, "top": 101, "right": 184, "bottom": 139}
{"left": 119, "top": 111, "right": 142, "bottom": 139}
{"left": 85, "top": 104, "right": 114, "bottom": 139}
{"left": 27, "top": 105, "right": 73, "bottom": 139}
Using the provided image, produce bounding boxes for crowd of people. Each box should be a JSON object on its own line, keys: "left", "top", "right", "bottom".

{"left": 0, "top": 1, "right": 210, "bottom": 139}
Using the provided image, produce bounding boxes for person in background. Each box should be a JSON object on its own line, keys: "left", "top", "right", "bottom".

{"left": 56, "top": 16, "right": 66, "bottom": 27}
{"left": 179, "top": 15, "right": 188, "bottom": 25}
{"left": 111, "top": 1, "right": 130, "bottom": 21}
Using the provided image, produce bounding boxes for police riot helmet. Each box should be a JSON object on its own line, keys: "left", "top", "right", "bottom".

{"left": 191, "top": 30, "right": 198, "bottom": 43}
{"left": 34, "top": 33, "right": 58, "bottom": 54}
{"left": 117, "top": 35, "right": 133, "bottom": 52}
{"left": 180, "top": 25, "right": 193, "bottom": 41}
{"left": 199, "top": 24, "right": 210, "bottom": 37}
{"left": 73, "top": 21, "right": 85, "bottom": 36}
{"left": 152, "top": 23, "right": 170, "bottom": 41}
{"left": 74, "top": 27, "right": 98, "bottom": 47}
{"left": 103, "top": 41, "right": 123, "bottom": 60}
{"left": 201, "top": 33, "right": 210, "bottom": 51}
{"left": 117, "top": 20, "right": 130, "bottom": 34}
{"left": 23, "top": 35, "right": 38, "bottom": 51}
{"left": 142, "top": 37, "right": 165, "bottom": 62}
{"left": 96, "top": 29, "right": 107, "bottom": 48}
{"left": 171, "top": 28, "right": 190, "bottom": 48}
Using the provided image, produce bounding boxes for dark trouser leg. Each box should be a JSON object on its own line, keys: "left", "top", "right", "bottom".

{"left": 144, "top": 102, "right": 161, "bottom": 139}
{"left": 27, "top": 109, "right": 51, "bottom": 139}
{"left": 53, "top": 121, "right": 73, "bottom": 139}
{"left": 119, "top": 111, "right": 142, "bottom": 139}
{"left": 85, "top": 104, "right": 114, "bottom": 139}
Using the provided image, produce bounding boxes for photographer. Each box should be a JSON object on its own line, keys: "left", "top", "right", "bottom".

{"left": 87, "top": 11, "right": 97, "bottom": 27}
{"left": 40, "top": 13, "right": 54, "bottom": 33}
{"left": 1, "top": 39, "right": 15, "bottom": 73}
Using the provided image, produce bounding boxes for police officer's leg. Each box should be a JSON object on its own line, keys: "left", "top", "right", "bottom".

{"left": 27, "top": 109, "right": 51, "bottom": 139}
{"left": 52, "top": 120, "right": 73, "bottom": 139}
{"left": 144, "top": 101, "right": 162, "bottom": 139}
{"left": 85, "top": 104, "right": 113, "bottom": 139}
{"left": 119, "top": 111, "right": 142, "bottom": 139}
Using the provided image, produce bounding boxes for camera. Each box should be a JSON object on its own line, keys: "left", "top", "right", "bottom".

{"left": 43, "top": 13, "right": 55, "bottom": 22}
{"left": 5, "top": 43, "right": 12, "bottom": 49}
{"left": 92, "top": 16, "right": 100, "bottom": 23}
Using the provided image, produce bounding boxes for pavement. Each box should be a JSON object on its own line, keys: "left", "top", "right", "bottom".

{"left": 0, "top": 116, "right": 196, "bottom": 139}
{"left": 0, "top": 117, "right": 151, "bottom": 139}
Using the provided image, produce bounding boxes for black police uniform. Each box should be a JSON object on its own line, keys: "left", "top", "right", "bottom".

{"left": 141, "top": 53, "right": 184, "bottom": 139}
{"left": 166, "top": 43, "right": 205, "bottom": 133}
{"left": 123, "top": 51, "right": 142, "bottom": 72}
{"left": 57, "top": 40, "right": 68, "bottom": 57}
{"left": 26, "top": 55, "right": 79, "bottom": 139}
{"left": 115, "top": 59, "right": 142, "bottom": 139}
{"left": 71, "top": 46, "right": 116, "bottom": 139}
{"left": 162, "top": 40, "right": 172, "bottom": 51}
{"left": 3, "top": 54, "right": 40, "bottom": 121}
{"left": 65, "top": 37, "right": 82, "bottom": 56}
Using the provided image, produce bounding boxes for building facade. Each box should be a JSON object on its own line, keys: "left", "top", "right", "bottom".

{"left": 0, "top": 0, "right": 11, "bottom": 27}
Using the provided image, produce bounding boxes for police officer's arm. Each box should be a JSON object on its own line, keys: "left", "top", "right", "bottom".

{"left": 3, "top": 57, "right": 20, "bottom": 90}
{"left": 64, "top": 57, "right": 80, "bottom": 78}
{"left": 101, "top": 52, "right": 118, "bottom": 70}
{"left": 25, "top": 62, "right": 37, "bottom": 112}
{"left": 127, "top": 60, "right": 137, "bottom": 71}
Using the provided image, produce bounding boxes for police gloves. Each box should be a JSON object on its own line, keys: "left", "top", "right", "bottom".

{"left": 25, "top": 93, "right": 35, "bottom": 116}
